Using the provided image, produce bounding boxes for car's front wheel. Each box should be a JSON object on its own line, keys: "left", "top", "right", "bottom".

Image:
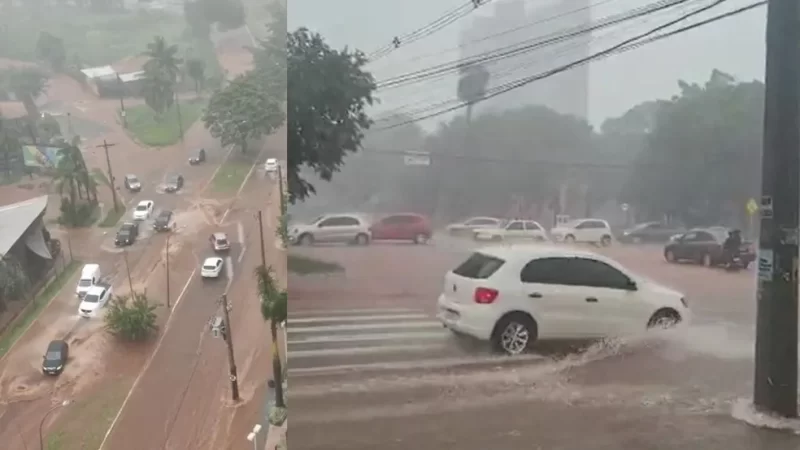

{"left": 298, "top": 233, "right": 314, "bottom": 246}
{"left": 413, "top": 233, "right": 429, "bottom": 244}
{"left": 491, "top": 313, "right": 538, "bottom": 355}
{"left": 564, "top": 235, "right": 576, "bottom": 244}
{"left": 355, "top": 233, "right": 370, "bottom": 245}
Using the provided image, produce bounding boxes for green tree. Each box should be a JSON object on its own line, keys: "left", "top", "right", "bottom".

{"left": 0, "top": 67, "right": 49, "bottom": 118}
{"left": 0, "top": 116, "right": 21, "bottom": 179}
{"left": 287, "top": 28, "right": 375, "bottom": 202}
{"left": 35, "top": 32, "right": 66, "bottom": 71}
{"left": 185, "top": 58, "right": 206, "bottom": 95}
{"left": 203, "top": 72, "right": 284, "bottom": 153}
{"left": 104, "top": 292, "right": 158, "bottom": 341}
{"left": 255, "top": 265, "right": 287, "bottom": 409}
{"left": 252, "top": 2, "right": 287, "bottom": 102}
{"left": 0, "top": 255, "right": 30, "bottom": 308}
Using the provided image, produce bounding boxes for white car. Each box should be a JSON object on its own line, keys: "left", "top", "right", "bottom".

{"left": 473, "top": 219, "right": 548, "bottom": 242}
{"left": 264, "top": 158, "right": 279, "bottom": 173}
{"left": 437, "top": 245, "right": 689, "bottom": 355}
{"left": 201, "top": 257, "right": 224, "bottom": 278}
{"left": 132, "top": 200, "right": 154, "bottom": 221}
{"left": 289, "top": 214, "right": 371, "bottom": 246}
{"left": 446, "top": 216, "right": 504, "bottom": 236}
{"left": 78, "top": 284, "right": 113, "bottom": 318}
{"left": 549, "top": 218, "right": 613, "bottom": 246}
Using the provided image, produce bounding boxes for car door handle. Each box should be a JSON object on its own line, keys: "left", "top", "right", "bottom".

{"left": 529, "top": 292, "right": 542, "bottom": 298}
{"left": 585, "top": 297, "right": 598, "bottom": 303}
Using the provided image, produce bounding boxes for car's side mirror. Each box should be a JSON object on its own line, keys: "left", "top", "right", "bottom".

{"left": 625, "top": 280, "right": 637, "bottom": 291}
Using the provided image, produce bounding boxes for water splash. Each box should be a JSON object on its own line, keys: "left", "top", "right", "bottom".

{"left": 732, "top": 398, "right": 800, "bottom": 433}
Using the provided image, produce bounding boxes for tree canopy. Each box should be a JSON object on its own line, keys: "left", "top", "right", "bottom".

{"left": 286, "top": 28, "right": 375, "bottom": 202}
{"left": 104, "top": 292, "right": 158, "bottom": 341}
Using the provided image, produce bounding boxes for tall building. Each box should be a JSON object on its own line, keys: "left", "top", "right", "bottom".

{"left": 459, "top": 0, "right": 591, "bottom": 118}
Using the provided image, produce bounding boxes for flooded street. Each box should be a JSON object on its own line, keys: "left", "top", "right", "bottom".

{"left": 288, "top": 238, "right": 800, "bottom": 449}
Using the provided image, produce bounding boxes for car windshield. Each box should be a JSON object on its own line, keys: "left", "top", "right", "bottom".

{"left": 78, "top": 279, "right": 92, "bottom": 287}
{"left": 118, "top": 229, "right": 130, "bottom": 236}
{"left": 216, "top": 238, "right": 228, "bottom": 245}
{"left": 83, "top": 294, "right": 99, "bottom": 303}
{"left": 128, "top": 176, "right": 138, "bottom": 183}
{"left": 167, "top": 176, "right": 179, "bottom": 183}
{"left": 136, "top": 205, "right": 147, "bottom": 211}
{"left": 203, "top": 264, "right": 217, "bottom": 270}
{"left": 45, "top": 351, "right": 61, "bottom": 361}
{"left": 308, "top": 215, "right": 324, "bottom": 224}
{"left": 562, "top": 220, "right": 582, "bottom": 228}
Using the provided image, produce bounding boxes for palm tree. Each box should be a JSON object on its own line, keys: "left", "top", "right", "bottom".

{"left": 0, "top": 67, "right": 49, "bottom": 118}
{"left": 0, "top": 116, "right": 20, "bottom": 178}
{"left": 54, "top": 148, "right": 79, "bottom": 206}
{"left": 185, "top": 58, "right": 206, "bottom": 96}
{"left": 453, "top": 63, "right": 490, "bottom": 215}
{"left": 143, "top": 36, "right": 182, "bottom": 86}
{"left": 255, "top": 265, "right": 287, "bottom": 408}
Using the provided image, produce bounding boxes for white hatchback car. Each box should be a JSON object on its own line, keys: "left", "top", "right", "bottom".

{"left": 473, "top": 219, "right": 548, "bottom": 242}
{"left": 133, "top": 200, "right": 154, "bottom": 221}
{"left": 264, "top": 158, "right": 279, "bottom": 173}
{"left": 201, "top": 257, "right": 224, "bottom": 278}
{"left": 549, "top": 218, "right": 613, "bottom": 246}
{"left": 289, "top": 214, "right": 372, "bottom": 246}
{"left": 437, "top": 245, "right": 689, "bottom": 355}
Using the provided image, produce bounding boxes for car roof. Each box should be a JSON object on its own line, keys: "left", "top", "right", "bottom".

{"left": 213, "top": 232, "right": 228, "bottom": 239}
{"left": 86, "top": 285, "right": 107, "bottom": 295}
{"left": 121, "top": 221, "right": 136, "bottom": 227}
{"left": 203, "top": 257, "right": 223, "bottom": 264}
{"left": 125, "top": 174, "right": 137, "bottom": 178}
{"left": 266, "top": 157, "right": 277, "bottom": 162}
{"left": 475, "top": 244, "right": 605, "bottom": 261}
{"left": 137, "top": 200, "right": 152, "bottom": 205}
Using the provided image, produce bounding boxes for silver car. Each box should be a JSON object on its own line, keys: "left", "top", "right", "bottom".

{"left": 289, "top": 214, "right": 372, "bottom": 246}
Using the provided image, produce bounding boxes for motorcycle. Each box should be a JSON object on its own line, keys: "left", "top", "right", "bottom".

{"left": 724, "top": 250, "right": 745, "bottom": 272}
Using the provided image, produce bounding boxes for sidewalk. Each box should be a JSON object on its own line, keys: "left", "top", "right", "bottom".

{"left": 264, "top": 420, "right": 287, "bottom": 450}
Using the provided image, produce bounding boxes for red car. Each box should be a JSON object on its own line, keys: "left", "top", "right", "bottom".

{"left": 370, "top": 213, "right": 432, "bottom": 244}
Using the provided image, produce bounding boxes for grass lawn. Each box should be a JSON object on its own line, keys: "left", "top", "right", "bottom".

{"left": 125, "top": 99, "right": 206, "bottom": 147}
{"left": 0, "top": 261, "right": 80, "bottom": 358}
{"left": 210, "top": 156, "right": 254, "bottom": 194}
{"left": 288, "top": 254, "right": 344, "bottom": 275}
{"left": 46, "top": 379, "right": 132, "bottom": 450}
{"left": 0, "top": 8, "right": 185, "bottom": 66}
{"left": 99, "top": 204, "right": 126, "bottom": 228}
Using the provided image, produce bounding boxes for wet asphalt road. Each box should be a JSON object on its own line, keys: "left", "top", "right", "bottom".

{"left": 287, "top": 237, "right": 800, "bottom": 450}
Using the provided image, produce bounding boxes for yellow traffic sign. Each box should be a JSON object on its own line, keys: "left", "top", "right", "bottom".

{"left": 746, "top": 198, "right": 759, "bottom": 216}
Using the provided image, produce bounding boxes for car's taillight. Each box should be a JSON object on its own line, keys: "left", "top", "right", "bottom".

{"left": 680, "top": 297, "right": 689, "bottom": 308}
{"left": 474, "top": 287, "right": 499, "bottom": 304}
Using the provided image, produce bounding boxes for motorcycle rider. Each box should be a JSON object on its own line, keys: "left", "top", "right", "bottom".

{"left": 723, "top": 229, "right": 742, "bottom": 267}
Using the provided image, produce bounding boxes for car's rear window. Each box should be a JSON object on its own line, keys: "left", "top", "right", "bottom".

{"left": 453, "top": 252, "right": 505, "bottom": 279}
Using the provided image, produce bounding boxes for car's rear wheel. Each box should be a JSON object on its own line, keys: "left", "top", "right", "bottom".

{"left": 600, "top": 235, "right": 612, "bottom": 247}
{"left": 298, "top": 233, "right": 314, "bottom": 246}
{"left": 647, "top": 308, "right": 682, "bottom": 329}
{"left": 413, "top": 233, "right": 429, "bottom": 244}
{"left": 355, "top": 233, "right": 370, "bottom": 245}
{"left": 491, "top": 313, "right": 538, "bottom": 355}
{"left": 564, "top": 234, "right": 576, "bottom": 244}
{"left": 665, "top": 249, "right": 676, "bottom": 263}
{"left": 701, "top": 253, "right": 713, "bottom": 267}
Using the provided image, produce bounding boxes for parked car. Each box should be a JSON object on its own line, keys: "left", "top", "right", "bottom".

{"left": 78, "top": 283, "right": 113, "bottom": 317}
{"left": 473, "top": 219, "right": 548, "bottom": 242}
{"left": 42, "top": 340, "right": 69, "bottom": 376}
{"left": 370, "top": 213, "right": 432, "bottom": 244}
{"left": 663, "top": 227, "right": 756, "bottom": 268}
{"left": 189, "top": 148, "right": 206, "bottom": 165}
{"left": 124, "top": 174, "right": 142, "bottom": 192}
{"left": 210, "top": 232, "right": 231, "bottom": 251}
{"left": 289, "top": 214, "right": 372, "bottom": 246}
{"left": 164, "top": 173, "right": 184, "bottom": 193}
{"left": 115, "top": 221, "right": 139, "bottom": 246}
{"left": 153, "top": 210, "right": 174, "bottom": 232}
{"left": 437, "top": 245, "right": 690, "bottom": 355}
{"left": 549, "top": 218, "right": 613, "bottom": 246}
{"left": 618, "top": 222, "right": 686, "bottom": 244}
{"left": 264, "top": 158, "right": 279, "bottom": 174}
{"left": 445, "top": 216, "right": 504, "bottom": 237}
{"left": 132, "top": 200, "right": 154, "bottom": 220}
{"left": 201, "top": 257, "right": 224, "bottom": 278}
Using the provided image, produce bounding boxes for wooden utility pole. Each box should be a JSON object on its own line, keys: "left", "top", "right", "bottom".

{"left": 221, "top": 294, "right": 240, "bottom": 401}
{"left": 96, "top": 140, "right": 119, "bottom": 212}
{"left": 123, "top": 249, "right": 134, "bottom": 296}
{"left": 174, "top": 91, "right": 184, "bottom": 142}
{"left": 753, "top": 0, "right": 800, "bottom": 418}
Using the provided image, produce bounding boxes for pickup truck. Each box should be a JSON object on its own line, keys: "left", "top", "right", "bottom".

{"left": 78, "top": 283, "right": 113, "bottom": 318}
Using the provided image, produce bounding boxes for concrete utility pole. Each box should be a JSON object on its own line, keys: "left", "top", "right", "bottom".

{"left": 96, "top": 140, "right": 119, "bottom": 212}
{"left": 257, "top": 209, "right": 286, "bottom": 408}
{"left": 753, "top": 0, "right": 800, "bottom": 418}
{"left": 221, "top": 293, "right": 240, "bottom": 401}
{"left": 174, "top": 91, "right": 184, "bottom": 143}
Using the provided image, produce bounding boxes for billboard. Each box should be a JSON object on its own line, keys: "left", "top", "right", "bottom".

{"left": 22, "top": 145, "right": 64, "bottom": 168}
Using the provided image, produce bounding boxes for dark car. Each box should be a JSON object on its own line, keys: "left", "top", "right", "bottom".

{"left": 164, "top": 173, "right": 184, "bottom": 193}
{"left": 115, "top": 221, "right": 139, "bottom": 246}
{"left": 664, "top": 227, "right": 755, "bottom": 268}
{"left": 188, "top": 148, "right": 206, "bottom": 165}
{"left": 124, "top": 174, "right": 142, "bottom": 192}
{"left": 153, "top": 210, "right": 174, "bottom": 232}
{"left": 42, "top": 340, "right": 69, "bottom": 376}
{"left": 618, "top": 221, "right": 686, "bottom": 244}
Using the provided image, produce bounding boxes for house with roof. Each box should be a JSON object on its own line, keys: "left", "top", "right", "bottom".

{"left": 0, "top": 195, "right": 59, "bottom": 294}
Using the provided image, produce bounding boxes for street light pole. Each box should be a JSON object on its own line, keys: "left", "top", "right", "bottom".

{"left": 753, "top": 0, "right": 800, "bottom": 418}
{"left": 246, "top": 424, "right": 262, "bottom": 450}
{"left": 165, "top": 232, "right": 171, "bottom": 309}
{"left": 39, "top": 400, "right": 70, "bottom": 450}
{"left": 221, "top": 293, "right": 240, "bottom": 401}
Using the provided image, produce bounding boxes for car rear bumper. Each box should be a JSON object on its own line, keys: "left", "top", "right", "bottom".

{"left": 201, "top": 271, "right": 220, "bottom": 278}
{"left": 214, "top": 245, "right": 231, "bottom": 251}
{"left": 436, "top": 294, "right": 494, "bottom": 341}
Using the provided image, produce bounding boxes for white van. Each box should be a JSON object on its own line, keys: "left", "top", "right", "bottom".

{"left": 76, "top": 264, "right": 101, "bottom": 299}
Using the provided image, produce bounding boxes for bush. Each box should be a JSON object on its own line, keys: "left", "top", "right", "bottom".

{"left": 58, "top": 198, "right": 98, "bottom": 227}
{"left": 104, "top": 293, "right": 158, "bottom": 341}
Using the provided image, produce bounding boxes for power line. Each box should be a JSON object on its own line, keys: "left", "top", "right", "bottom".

{"left": 375, "top": 0, "right": 698, "bottom": 91}
{"left": 376, "top": 0, "right": 762, "bottom": 130}
{"left": 367, "top": 0, "right": 487, "bottom": 62}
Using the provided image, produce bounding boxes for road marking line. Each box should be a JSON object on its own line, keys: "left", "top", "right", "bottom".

{"left": 289, "top": 353, "right": 546, "bottom": 376}
{"left": 225, "top": 256, "right": 234, "bottom": 290}
{"left": 289, "top": 343, "right": 446, "bottom": 359}
{"left": 198, "top": 145, "right": 235, "bottom": 195}
{"left": 289, "top": 321, "right": 442, "bottom": 334}
{"left": 288, "top": 331, "right": 448, "bottom": 346}
{"left": 289, "top": 313, "right": 430, "bottom": 324}
{"left": 288, "top": 307, "right": 419, "bottom": 317}
{"left": 98, "top": 268, "right": 196, "bottom": 450}
{"left": 237, "top": 221, "right": 246, "bottom": 263}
